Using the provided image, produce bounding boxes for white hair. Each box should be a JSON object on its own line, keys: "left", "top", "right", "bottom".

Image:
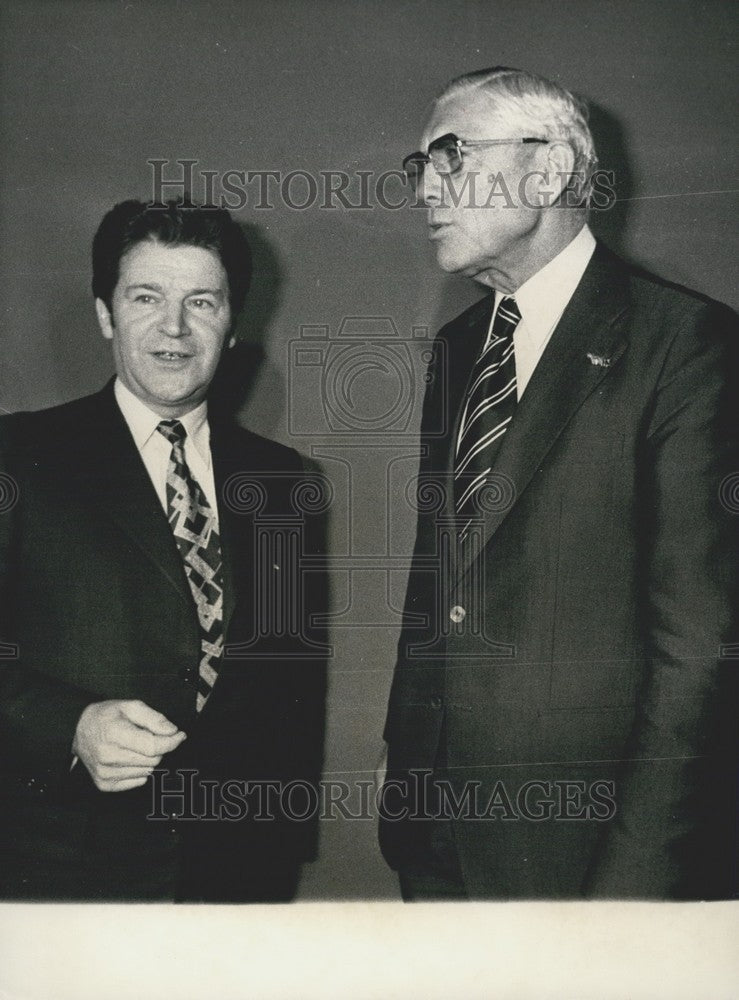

{"left": 439, "top": 66, "right": 598, "bottom": 206}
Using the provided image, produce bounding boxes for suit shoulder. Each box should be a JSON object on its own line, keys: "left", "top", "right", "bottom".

{"left": 601, "top": 254, "right": 738, "bottom": 386}
{"left": 617, "top": 257, "right": 737, "bottom": 329}
{"left": 0, "top": 392, "right": 101, "bottom": 456}
{"left": 224, "top": 423, "right": 303, "bottom": 470}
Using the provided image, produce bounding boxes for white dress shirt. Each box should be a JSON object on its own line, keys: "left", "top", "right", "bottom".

{"left": 486, "top": 224, "right": 596, "bottom": 398}
{"left": 113, "top": 378, "right": 219, "bottom": 522}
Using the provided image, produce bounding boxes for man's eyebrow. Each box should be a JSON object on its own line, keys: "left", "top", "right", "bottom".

{"left": 124, "top": 282, "right": 163, "bottom": 293}
{"left": 124, "top": 283, "right": 225, "bottom": 297}
{"left": 188, "top": 287, "right": 225, "bottom": 298}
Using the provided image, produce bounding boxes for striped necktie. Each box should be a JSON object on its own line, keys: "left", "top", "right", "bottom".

{"left": 157, "top": 419, "right": 224, "bottom": 712}
{"left": 454, "top": 295, "right": 521, "bottom": 540}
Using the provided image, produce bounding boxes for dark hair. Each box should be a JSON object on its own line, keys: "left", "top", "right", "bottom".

{"left": 92, "top": 199, "right": 252, "bottom": 314}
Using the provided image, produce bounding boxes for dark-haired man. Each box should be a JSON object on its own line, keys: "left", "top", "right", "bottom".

{"left": 380, "top": 67, "right": 737, "bottom": 900}
{"left": 0, "top": 201, "right": 325, "bottom": 901}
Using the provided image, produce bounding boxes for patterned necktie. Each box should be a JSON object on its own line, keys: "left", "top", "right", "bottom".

{"left": 157, "top": 419, "right": 224, "bottom": 711}
{"left": 454, "top": 295, "right": 521, "bottom": 540}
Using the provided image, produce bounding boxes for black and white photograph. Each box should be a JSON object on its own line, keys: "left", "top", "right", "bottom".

{"left": 0, "top": 0, "right": 736, "bottom": 996}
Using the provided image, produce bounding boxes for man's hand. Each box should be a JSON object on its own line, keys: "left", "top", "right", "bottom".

{"left": 72, "top": 699, "right": 187, "bottom": 792}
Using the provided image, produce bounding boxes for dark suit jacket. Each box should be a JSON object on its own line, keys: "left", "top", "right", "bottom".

{"left": 380, "top": 243, "right": 738, "bottom": 899}
{"left": 0, "top": 381, "right": 326, "bottom": 901}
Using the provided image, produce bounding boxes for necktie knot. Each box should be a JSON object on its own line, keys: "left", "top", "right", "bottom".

{"left": 495, "top": 295, "right": 521, "bottom": 333}
{"left": 157, "top": 419, "right": 187, "bottom": 447}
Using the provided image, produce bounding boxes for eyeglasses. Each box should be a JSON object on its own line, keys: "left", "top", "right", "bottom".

{"left": 402, "top": 132, "right": 550, "bottom": 188}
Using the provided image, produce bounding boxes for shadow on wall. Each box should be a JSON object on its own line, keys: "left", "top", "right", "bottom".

{"left": 587, "top": 101, "right": 634, "bottom": 260}
{"left": 209, "top": 220, "right": 286, "bottom": 433}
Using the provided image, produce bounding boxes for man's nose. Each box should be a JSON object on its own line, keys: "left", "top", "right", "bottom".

{"left": 418, "top": 161, "right": 445, "bottom": 206}
{"left": 159, "top": 301, "right": 189, "bottom": 337}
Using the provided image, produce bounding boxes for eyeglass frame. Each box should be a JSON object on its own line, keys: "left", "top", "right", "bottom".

{"left": 402, "top": 132, "right": 551, "bottom": 185}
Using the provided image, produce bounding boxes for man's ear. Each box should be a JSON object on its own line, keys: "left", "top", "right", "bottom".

{"left": 95, "top": 298, "right": 114, "bottom": 341}
{"left": 227, "top": 333, "right": 236, "bottom": 349}
{"left": 532, "top": 141, "right": 576, "bottom": 208}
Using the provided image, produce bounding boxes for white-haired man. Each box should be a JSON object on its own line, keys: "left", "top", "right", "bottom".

{"left": 379, "top": 67, "right": 737, "bottom": 899}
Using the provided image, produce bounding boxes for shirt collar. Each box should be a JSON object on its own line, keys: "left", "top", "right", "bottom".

{"left": 503, "top": 224, "right": 596, "bottom": 345}
{"left": 113, "top": 377, "right": 211, "bottom": 466}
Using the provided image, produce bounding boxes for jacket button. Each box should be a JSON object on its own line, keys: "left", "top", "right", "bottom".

{"left": 430, "top": 695, "right": 443, "bottom": 710}
{"left": 449, "top": 605, "right": 466, "bottom": 623}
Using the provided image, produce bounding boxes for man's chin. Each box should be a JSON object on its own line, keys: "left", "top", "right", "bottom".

{"left": 433, "top": 247, "right": 468, "bottom": 275}
{"left": 432, "top": 250, "right": 495, "bottom": 285}
{"left": 437, "top": 257, "right": 487, "bottom": 283}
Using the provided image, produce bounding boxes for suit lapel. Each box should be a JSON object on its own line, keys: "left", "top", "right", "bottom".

{"left": 75, "top": 383, "right": 194, "bottom": 609}
{"left": 451, "top": 243, "right": 631, "bottom": 593}
{"left": 209, "top": 422, "right": 246, "bottom": 637}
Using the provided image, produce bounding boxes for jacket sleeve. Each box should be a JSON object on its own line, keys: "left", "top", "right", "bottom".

{"left": 585, "top": 300, "right": 738, "bottom": 898}
{"left": 0, "top": 415, "right": 94, "bottom": 780}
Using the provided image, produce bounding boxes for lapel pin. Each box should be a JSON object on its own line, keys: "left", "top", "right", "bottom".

{"left": 587, "top": 352, "right": 612, "bottom": 368}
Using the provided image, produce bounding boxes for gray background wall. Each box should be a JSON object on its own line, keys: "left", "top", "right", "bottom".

{"left": 1, "top": 0, "right": 736, "bottom": 898}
